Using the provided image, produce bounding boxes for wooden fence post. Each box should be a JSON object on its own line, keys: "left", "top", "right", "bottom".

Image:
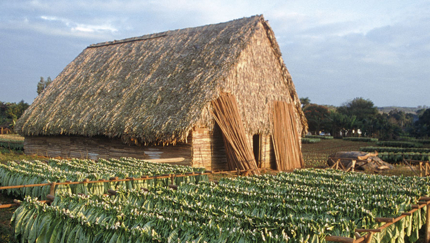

{"left": 426, "top": 202, "right": 430, "bottom": 243}
{"left": 424, "top": 163, "right": 429, "bottom": 176}
{"left": 421, "top": 162, "right": 424, "bottom": 177}
{"left": 49, "top": 182, "right": 57, "bottom": 196}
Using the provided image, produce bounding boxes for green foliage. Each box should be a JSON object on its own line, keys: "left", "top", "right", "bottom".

{"left": 305, "top": 135, "right": 333, "bottom": 139}
{"left": 299, "top": 97, "right": 310, "bottom": 108}
{"left": 413, "top": 108, "right": 430, "bottom": 137}
{"left": 342, "top": 137, "right": 378, "bottom": 142}
{"left": 398, "top": 137, "right": 430, "bottom": 144}
{"left": 361, "top": 146, "right": 430, "bottom": 153}
{"left": 338, "top": 97, "right": 378, "bottom": 121}
{"left": 301, "top": 137, "right": 321, "bottom": 143}
{"left": 377, "top": 152, "right": 430, "bottom": 163}
{"left": 303, "top": 104, "right": 330, "bottom": 134}
{"left": 376, "top": 141, "right": 423, "bottom": 148}
{"left": 36, "top": 76, "right": 52, "bottom": 95}
{"left": 0, "top": 100, "right": 29, "bottom": 131}
{"left": 0, "top": 141, "right": 23, "bottom": 151}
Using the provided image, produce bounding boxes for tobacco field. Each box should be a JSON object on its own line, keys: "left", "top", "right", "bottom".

{"left": 11, "top": 168, "right": 430, "bottom": 243}
{"left": 0, "top": 158, "right": 208, "bottom": 199}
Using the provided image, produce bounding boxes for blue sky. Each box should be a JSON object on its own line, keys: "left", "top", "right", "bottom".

{"left": 1, "top": 0, "right": 429, "bottom": 107}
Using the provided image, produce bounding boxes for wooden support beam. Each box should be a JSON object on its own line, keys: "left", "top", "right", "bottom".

{"left": 49, "top": 182, "right": 57, "bottom": 196}
{"left": 375, "top": 217, "right": 394, "bottom": 223}
{"left": 365, "top": 232, "right": 374, "bottom": 243}
{"left": 107, "top": 189, "right": 117, "bottom": 196}
{"left": 426, "top": 203, "right": 430, "bottom": 243}
{"left": 325, "top": 236, "right": 354, "bottom": 243}
{"left": 0, "top": 203, "right": 20, "bottom": 209}
{"left": 169, "top": 184, "right": 178, "bottom": 190}
{"left": 355, "top": 229, "right": 381, "bottom": 233}
{"left": 46, "top": 194, "right": 55, "bottom": 201}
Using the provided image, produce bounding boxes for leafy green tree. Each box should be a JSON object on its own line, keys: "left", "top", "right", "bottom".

{"left": 324, "top": 110, "right": 358, "bottom": 137}
{"left": 338, "top": 97, "right": 378, "bottom": 121}
{"left": 37, "top": 77, "right": 45, "bottom": 95}
{"left": 37, "top": 76, "right": 53, "bottom": 95}
{"left": 300, "top": 97, "right": 311, "bottom": 108}
{"left": 0, "top": 100, "right": 29, "bottom": 131}
{"left": 414, "top": 108, "right": 430, "bottom": 137}
{"left": 303, "top": 104, "right": 329, "bottom": 134}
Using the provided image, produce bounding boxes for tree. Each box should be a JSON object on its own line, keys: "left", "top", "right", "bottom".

{"left": 414, "top": 108, "right": 430, "bottom": 137}
{"left": 0, "top": 100, "right": 29, "bottom": 131}
{"left": 338, "top": 97, "right": 378, "bottom": 121}
{"left": 37, "top": 76, "right": 53, "bottom": 95}
{"left": 303, "top": 104, "right": 330, "bottom": 134}
{"left": 300, "top": 97, "right": 311, "bottom": 108}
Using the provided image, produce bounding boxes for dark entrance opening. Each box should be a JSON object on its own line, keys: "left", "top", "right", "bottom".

{"left": 253, "top": 134, "right": 260, "bottom": 167}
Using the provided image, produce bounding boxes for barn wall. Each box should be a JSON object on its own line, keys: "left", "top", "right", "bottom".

{"left": 24, "top": 135, "right": 193, "bottom": 166}
{"left": 258, "top": 134, "right": 276, "bottom": 169}
{"left": 191, "top": 126, "right": 228, "bottom": 171}
{"left": 221, "top": 21, "right": 295, "bottom": 136}
{"left": 219, "top": 21, "right": 303, "bottom": 170}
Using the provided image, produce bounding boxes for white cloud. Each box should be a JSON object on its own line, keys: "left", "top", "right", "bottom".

{"left": 40, "top": 15, "right": 117, "bottom": 34}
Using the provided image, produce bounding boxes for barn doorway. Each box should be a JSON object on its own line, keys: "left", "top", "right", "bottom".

{"left": 253, "top": 134, "right": 260, "bottom": 167}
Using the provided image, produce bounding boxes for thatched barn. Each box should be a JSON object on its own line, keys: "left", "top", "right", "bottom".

{"left": 16, "top": 15, "right": 307, "bottom": 172}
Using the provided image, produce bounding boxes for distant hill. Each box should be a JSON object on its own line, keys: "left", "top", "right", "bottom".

{"left": 377, "top": 106, "right": 427, "bottom": 114}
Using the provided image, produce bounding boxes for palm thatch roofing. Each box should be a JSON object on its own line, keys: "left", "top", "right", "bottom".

{"left": 16, "top": 15, "right": 306, "bottom": 145}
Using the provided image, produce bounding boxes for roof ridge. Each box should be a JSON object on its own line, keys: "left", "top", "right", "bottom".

{"left": 87, "top": 15, "right": 262, "bottom": 48}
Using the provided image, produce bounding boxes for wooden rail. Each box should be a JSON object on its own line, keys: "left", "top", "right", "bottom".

{"left": 0, "top": 169, "right": 246, "bottom": 190}
{"left": 326, "top": 196, "right": 430, "bottom": 243}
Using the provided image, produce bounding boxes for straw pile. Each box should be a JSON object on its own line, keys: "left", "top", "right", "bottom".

{"left": 272, "top": 101, "right": 304, "bottom": 171}
{"left": 211, "top": 93, "right": 260, "bottom": 175}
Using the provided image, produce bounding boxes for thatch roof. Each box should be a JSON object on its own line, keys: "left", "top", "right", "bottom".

{"left": 16, "top": 15, "right": 306, "bottom": 144}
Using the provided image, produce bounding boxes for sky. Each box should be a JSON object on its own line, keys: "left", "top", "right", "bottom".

{"left": 1, "top": 0, "right": 429, "bottom": 107}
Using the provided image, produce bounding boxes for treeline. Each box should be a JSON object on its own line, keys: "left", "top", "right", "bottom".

{"left": 0, "top": 100, "right": 29, "bottom": 132}
{"left": 1, "top": 76, "right": 52, "bottom": 133}
{"left": 301, "top": 97, "right": 430, "bottom": 139}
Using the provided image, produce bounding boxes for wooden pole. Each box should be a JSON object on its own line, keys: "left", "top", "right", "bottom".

{"left": 426, "top": 203, "right": 430, "bottom": 243}
{"left": 424, "top": 163, "right": 429, "bottom": 176}
{"left": 325, "top": 236, "right": 354, "bottom": 243}
{"left": 365, "top": 232, "right": 374, "bottom": 243}
{"left": 49, "top": 182, "right": 57, "bottom": 196}
{"left": 421, "top": 162, "right": 423, "bottom": 177}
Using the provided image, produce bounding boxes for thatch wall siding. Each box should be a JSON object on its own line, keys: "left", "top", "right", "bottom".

{"left": 191, "top": 126, "right": 228, "bottom": 170}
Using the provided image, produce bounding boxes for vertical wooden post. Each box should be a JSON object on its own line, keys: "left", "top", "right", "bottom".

{"left": 49, "top": 182, "right": 57, "bottom": 196}
{"left": 426, "top": 202, "right": 430, "bottom": 243}
{"left": 421, "top": 162, "right": 423, "bottom": 177}
{"left": 351, "top": 160, "right": 356, "bottom": 172}
{"left": 365, "top": 232, "right": 374, "bottom": 243}
{"left": 424, "top": 163, "right": 429, "bottom": 176}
